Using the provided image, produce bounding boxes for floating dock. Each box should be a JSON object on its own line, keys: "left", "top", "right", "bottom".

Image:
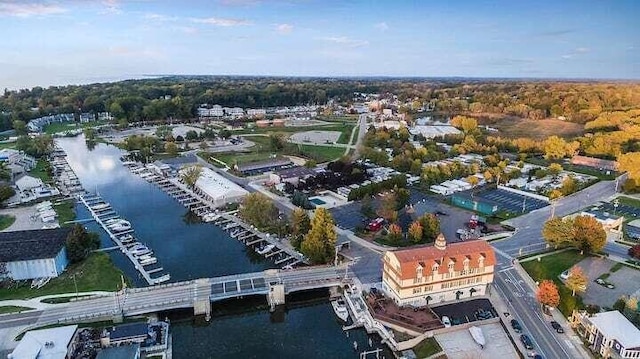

{"left": 50, "top": 146, "right": 85, "bottom": 197}
{"left": 123, "top": 161, "right": 309, "bottom": 268}
{"left": 79, "top": 193, "right": 170, "bottom": 285}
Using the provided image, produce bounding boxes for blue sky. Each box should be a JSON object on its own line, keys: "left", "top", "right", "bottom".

{"left": 1, "top": 0, "right": 639, "bottom": 89}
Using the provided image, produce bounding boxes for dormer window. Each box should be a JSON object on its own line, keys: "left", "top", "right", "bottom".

{"left": 416, "top": 266, "right": 423, "bottom": 278}
{"left": 478, "top": 255, "right": 485, "bottom": 267}
{"left": 432, "top": 263, "right": 439, "bottom": 273}
{"left": 448, "top": 261, "right": 455, "bottom": 272}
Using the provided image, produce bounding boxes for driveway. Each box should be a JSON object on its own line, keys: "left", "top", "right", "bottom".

{"left": 574, "top": 257, "right": 640, "bottom": 308}
{"left": 0, "top": 204, "right": 54, "bottom": 232}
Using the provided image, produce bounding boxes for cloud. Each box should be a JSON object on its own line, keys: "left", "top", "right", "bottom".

{"left": 101, "top": 0, "right": 121, "bottom": 15}
{"left": 191, "top": 17, "right": 251, "bottom": 26}
{"left": 534, "top": 29, "right": 576, "bottom": 38}
{"left": 275, "top": 23, "right": 293, "bottom": 34}
{"left": 375, "top": 22, "right": 388, "bottom": 31}
{"left": 318, "top": 36, "right": 369, "bottom": 48}
{"left": 144, "top": 13, "right": 178, "bottom": 22}
{"left": 561, "top": 54, "right": 573, "bottom": 59}
{"left": 561, "top": 47, "right": 590, "bottom": 60}
{"left": 0, "top": 1, "right": 66, "bottom": 17}
{"left": 575, "top": 47, "right": 589, "bottom": 53}
{"left": 174, "top": 26, "right": 198, "bottom": 34}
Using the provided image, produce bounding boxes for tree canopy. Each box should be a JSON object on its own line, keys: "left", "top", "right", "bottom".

{"left": 536, "top": 280, "right": 560, "bottom": 308}
{"left": 542, "top": 215, "right": 606, "bottom": 253}
{"left": 300, "top": 208, "right": 337, "bottom": 264}
{"left": 65, "top": 225, "right": 100, "bottom": 263}
{"left": 239, "top": 193, "right": 279, "bottom": 232}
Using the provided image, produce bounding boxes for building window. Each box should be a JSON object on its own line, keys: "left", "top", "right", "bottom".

{"left": 413, "top": 287, "right": 422, "bottom": 294}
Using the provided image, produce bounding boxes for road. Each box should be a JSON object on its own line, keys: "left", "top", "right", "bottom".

{"left": 490, "top": 174, "right": 630, "bottom": 358}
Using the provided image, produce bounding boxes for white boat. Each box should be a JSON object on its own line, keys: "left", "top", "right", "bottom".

{"left": 35, "top": 201, "right": 52, "bottom": 210}
{"left": 469, "top": 326, "right": 485, "bottom": 349}
{"left": 256, "top": 244, "right": 275, "bottom": 255}
{"left": 140, "top": 257, "right": 157, "bottom": 266}
{"left": 42, "top": 223, "right": 60, "bottom": 229}
{"left": 108, "top": 220, "right": 132, "bottom": 232}
{"left": 91, "top": 203, "right": 110, "bottom": 211}
{"left": 331, "top": 298, "right": 350, "bottom": 322}
{"left": 203, "top": 213, "right": 219, "bottom": 222}
{"left": 131, "top": 248, "right": 151, "bottom": 257}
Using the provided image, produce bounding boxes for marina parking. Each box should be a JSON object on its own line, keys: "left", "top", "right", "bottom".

{"left": 474, "top": 188, "right": 548, "bottom": 214}
{"left": 431, "top": 298, "right": 497, "bottom": 326}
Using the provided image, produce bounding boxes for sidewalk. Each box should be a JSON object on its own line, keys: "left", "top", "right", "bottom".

{"left": 0, "top": 291, "right": 111, "bottom": 311}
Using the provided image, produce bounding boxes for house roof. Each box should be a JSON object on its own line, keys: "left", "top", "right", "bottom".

{"left": 107, "top": 322, "right": 148, "bottom": 341}
{"left": 275, "top": 166, "right": 316, "bottom": 179}
{"left": 237, "top": 158, "right": 293, "bottom": 173}
{"left": 571, "top": 155, "right": 618, "bottom": 171}
{"left": 16, "top": 175, "right": 44, "bottom": 191}
{"left": 10, "top": 325, "right": 77, "bottom": 359}
{"left": 588, "top": 311, "right": 640, "bottom": 349}
{"left": 0, "top": 228, "right": 71, "bottom": 262}
{"left": 387, "top": 237, "right": 496, "bottom": 280}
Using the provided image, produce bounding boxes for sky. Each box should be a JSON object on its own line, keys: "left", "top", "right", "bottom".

{"left": 1, "top": 0, "right": 639, "bottom": 89}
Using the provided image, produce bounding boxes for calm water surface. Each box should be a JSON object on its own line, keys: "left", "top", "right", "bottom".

{"left": 57, "top": 136, "right": 390, "bottom": 359}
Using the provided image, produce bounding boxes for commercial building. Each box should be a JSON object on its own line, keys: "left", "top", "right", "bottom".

{"left": 235, "top": 158, "right": 293, "bottom": 176}
{"left": 9, "top": 325, "right": 79, "bottom": 359}
{"left": 409, "top": 125, "right": 461, "bottom": 139}
{"left": 99, "top": 322, "right": 169, "bottom": 355}
{"left": 572, "top": 310, "right": 640, "bottom": 359}
{"left": 578, "top": 208, "right": 624, "bottom": 233}
{"left": 571, "top": 155, "right": 618, "bottom": 172}
{"left": 0, "top": 228, "right": 71, "bottom": 280}
{"left": 269, "top": 166, "right": 316, "bottom": 186}
{"left": 382, "top": 235, "right": 496, "bottom": 307}
{"left": 187, "top": 167, "right": 249, "bottom": 207}
{"left": 0, "top": 148, "right": 36, "bottom": 179}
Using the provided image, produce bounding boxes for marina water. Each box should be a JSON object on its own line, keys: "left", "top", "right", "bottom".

{"left": 57, "top": 136, "right": 390, "bottom": 359}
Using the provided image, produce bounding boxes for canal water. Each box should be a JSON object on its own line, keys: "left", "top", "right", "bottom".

{"left": 57, "top": 136, "right": 391, "bottom": 359}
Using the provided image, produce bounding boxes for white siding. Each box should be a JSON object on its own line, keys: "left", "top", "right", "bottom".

{"left": 7, "top": 258, "right": 59, "bottom": 280}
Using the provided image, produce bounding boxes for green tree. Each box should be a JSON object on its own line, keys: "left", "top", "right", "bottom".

{"left": 301, "top": 208, "right": 337, "bottom": 264}
{"left": 566, "top": 266, "right": 587, "bottom": 296}
{"left": 239, "top": 193, "right": 279, "bottom": 231}
{"left": 418, "top": 213, "right": 440, "bottom": 242}
{"left": 542, "top": 217, "right": 574, "bottom": 248}
{"left": 165, "top": 142, "right": 178, "bottom": 157}
{"left": 185, "top": 130, "right": 199, "bottom": 141}
{"left": 0, "top": 184, "right": 16, "bottom": 202}
{"left": 290, "top": 208, "right": 311, "bottom": 250}
{"left": 269, "top": 133, "right": 286, "bottom": 151}
{"left": 65, "top": 225, "right": 100, "bottom": 263}
{"left": 180, "top": 165, "right": 202, "bottom": 188}
{"left": 12, "top": 120, "right": 27, "bottom": 135}
{"left": 0, "top": 162, "right": 11, "bottom": 182}
{"left": 572, "top": 215, "right": 606, "bottom": 254}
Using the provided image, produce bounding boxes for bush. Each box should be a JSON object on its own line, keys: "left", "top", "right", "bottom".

{"left": 0, "top": 185, "right": 15, "bottom": 203}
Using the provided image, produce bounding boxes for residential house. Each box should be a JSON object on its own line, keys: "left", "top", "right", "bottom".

{"left": 572, "top": 310, "right": 640, "bottom": 359}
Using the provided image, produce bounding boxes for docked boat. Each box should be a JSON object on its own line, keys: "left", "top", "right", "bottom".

{"left": 131, "top": 248, "right": 151, "bottom": 257}
{"left": 139, "top": 257, "right": 157, "bottom": 266}
{"left": 469, "top": 326, "right": 485, "bottom": 349}
{"left": 108, "top": 219, "right": 132, "bottom": 232}
{"left": 256, "top": 244, "right": 275, "bottom": 255}
{"left": 91, "top": 203, "right": 110, "bottom": 211}
{"left": 331, "top": 298, "right": 350, "bottom": 322}
{"left": 203, "top": 213, "right": 219, "bottom": 222}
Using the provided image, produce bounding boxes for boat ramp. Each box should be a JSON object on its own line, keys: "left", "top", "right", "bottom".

{"left": 123, "top": 161, "right": 309, "bottom": 268}
{"left": 78, "top": 193, "right": 170, "bottom": 285}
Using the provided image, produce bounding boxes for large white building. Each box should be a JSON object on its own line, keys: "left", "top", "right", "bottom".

{"left": 10, "top": 325, "right": 79, "bottom": 359}
{"left": 382, "top": 235, "right": 495, "bottom": 306}
{"left": 0, "top": 228, "right": 71, "bottom": 280}
{"left": 572, "top": 310, "right": 640, "bottom": 359}
{"left": 186, "top": 167, "right": 249, "bottom": 207}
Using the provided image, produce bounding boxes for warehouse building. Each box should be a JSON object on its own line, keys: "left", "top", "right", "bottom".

{"left": 0, "top": 228, "right": 71, "bottom": 280}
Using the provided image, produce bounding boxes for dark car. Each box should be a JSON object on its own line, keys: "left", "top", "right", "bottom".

{"left": 550, "top": 321, "right": 564, "bottom": 333}
{"left": 435, "top": 210, "right": 448, "bottom": 216}
{"left": 520, "top": 334, "right": 534, "bottom": 349}
{"left": 511, "top": 319, "right": 522, "bottom": 333}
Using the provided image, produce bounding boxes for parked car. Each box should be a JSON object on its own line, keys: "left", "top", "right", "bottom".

{"left": 435, "top": 210, "right": 448, "bottom": 216}
{"left": 560, "top": 270, "right": 569, "bottom": 280}
{"left": 511, "top": 319, "right": 522, "bottom": 333}
{"left": 441, "top": 316, "right": 451, "bottom": 328}
{"left": 520, "top": 334, "right": 534, "bottom": 349}
{"left": 550, "top": 321, "right": 564, "bottom": 333}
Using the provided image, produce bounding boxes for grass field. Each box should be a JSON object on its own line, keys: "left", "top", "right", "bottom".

{"left": 0, "top": 252, "right": 130, "bottom": 301}
{"left": 53, "top": 200, "right": 76, "bottom": 226}
{"left": 0, "top": 306, "right": 33, "bottom": 314}
{"left": 521, "top": 250, "right": 586, "bottom": 316}
{"left": 29, "top": 158, "right": 52, "bottom": 183}
{"left": 413, "top": 337, "right": 443, "bottom": 358}
{"left": 237, "top": 124, "right": 355, "bottom": 144}
{"left": 492, "top": 118, "right": 584, "bottom": 140}
{"left": 0, "top": 214, "right": 16, "bottom": 230}
{"left": 43, "top": 120, "right": 109, "bottom": 135}
{"left": 0, "top": 141, "right": 16, "bottom": 150}
{"left": 617, "top": 196, "right": 640, "bottom": 208}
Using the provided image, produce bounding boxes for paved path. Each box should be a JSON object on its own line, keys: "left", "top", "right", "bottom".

{"left": 0, "top": 291, "right": 111, "bottom": 311}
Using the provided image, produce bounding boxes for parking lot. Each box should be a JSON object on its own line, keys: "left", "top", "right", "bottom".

{"left": 573, "top": 257, "right": 640, "bottom": 308}
{"left": 475, "top": 188, "right": 549, "bottom": 214}
{"left": 435, "top": 322, "right": 518, "bottom": 359}
{"left": 599, "top": 202, "right": 640, "bottom": 219}
{"left": 431, "top": 298, "right": 497, "bottom": 326}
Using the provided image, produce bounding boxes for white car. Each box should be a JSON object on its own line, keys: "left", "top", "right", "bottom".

{"left": 442, "top": 316, "right": 451, "bottom": 328}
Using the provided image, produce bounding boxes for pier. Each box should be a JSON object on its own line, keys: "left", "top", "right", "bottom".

{"left": 124, "top": 161, "right": 309, "bottom": 268}
{"left": 79, "top": 193, "right": 170, "bottom": 285}
{"left": 50, "top": 147, "right": 85, "bottom": 197}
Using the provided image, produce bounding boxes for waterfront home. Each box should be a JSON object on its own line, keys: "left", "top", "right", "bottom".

{"left": 382, "top": 235, "right": 496, "bottom": 307}
{"left": 572, "top": 310, "right": 640, "bottom": 359}
{"left": 187, "top": 167, "right": 249, "bottom": 207}
{"left": 0, "top": 228, "right": 71, "bottom": 280}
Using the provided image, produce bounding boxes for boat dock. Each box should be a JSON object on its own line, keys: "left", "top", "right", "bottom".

{"left": 79, "top": 193, "right": 170, "bottom": 285}
{"left": 123, "top": 161, "right": 308, "bottom": 268}
{"left": 50, "top": 146, "right": 85, "bottom": 196}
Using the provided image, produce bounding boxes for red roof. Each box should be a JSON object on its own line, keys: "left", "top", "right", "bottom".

{"left": 387, "top": 239, "right": 496, "bottom": 280}
{"left": 571, "top": 155, "right": 618, "bottom": 171}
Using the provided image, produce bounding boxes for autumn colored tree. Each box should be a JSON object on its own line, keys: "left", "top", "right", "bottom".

{"left": 290, "top": 208, "right": 311, "bottom": 250}
{"left": 408, "top": 221, "right": 423, "bottom": 243}
{"left": 239, "top": 193, "right": 279, "bottom": 231}
{"left": 566, "top": 266, "right": 588, "bottom": 296}
{"left": 560, "top": 176, "right": 578, "bottom": 196}
{"left": 543, "top": 136, "right": 569, "bottom": 160}
{"left": 387, "top": 223, "right": 403, "bottom": 244}
{"left": 165, "top": 141, "right": 178, "bottom": 156}
{"left": 300, "top": 208, "right": 337, "bottom": 264}
{"left": 377, "top": 193, "right": 398, "bottom": 223}
{"left": 548, "top": 163, "right": 563, "bottom": 177}
{"left": 542, "top": 217, "right": 574, "bottom": 248}
{"left": 572, "top": 215, "right": 606, "bottom": 254}
{"left": 537, "top": 280, "right": 560, "bottom": 308}
{"left": 548, "top": 189, "right": 563, "bottom": 200}
{"left": 619, "top": 152, "right": 640, "bottom": 192}
{"left": 451, "top": 115, "right": 478, "bottom": 133}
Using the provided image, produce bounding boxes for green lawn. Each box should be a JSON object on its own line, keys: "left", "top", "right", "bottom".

{"left": 0, "top": 306, "right": 33, "bottom": 314}
{"left": 43, "top": 120, "right": 109, "bottom": 135}
{"left": 413, "top": 337, "right": 442, "bottom": 358}
{"left": 53, "top": 200, "right": 76, "bottom": 226}
{"left": 29, "top": 158, "right": 52, "bottom": 183}
{"left": 521, "top": 250, "right": 587, "bottom": 316}
{"left": 616, "top": 196, "right": 640, "bottom": 209}
{"left": 297, "top": 144, "right": 346, "bottom": 162}
{"left": 0, "top": 252, "right": 130, "bottom": 300}
{"left": 0, "top": 214, "right": 16, "bottom": 230}
{"left": 0, "top": 141, "right": 16, "bottom": 150}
